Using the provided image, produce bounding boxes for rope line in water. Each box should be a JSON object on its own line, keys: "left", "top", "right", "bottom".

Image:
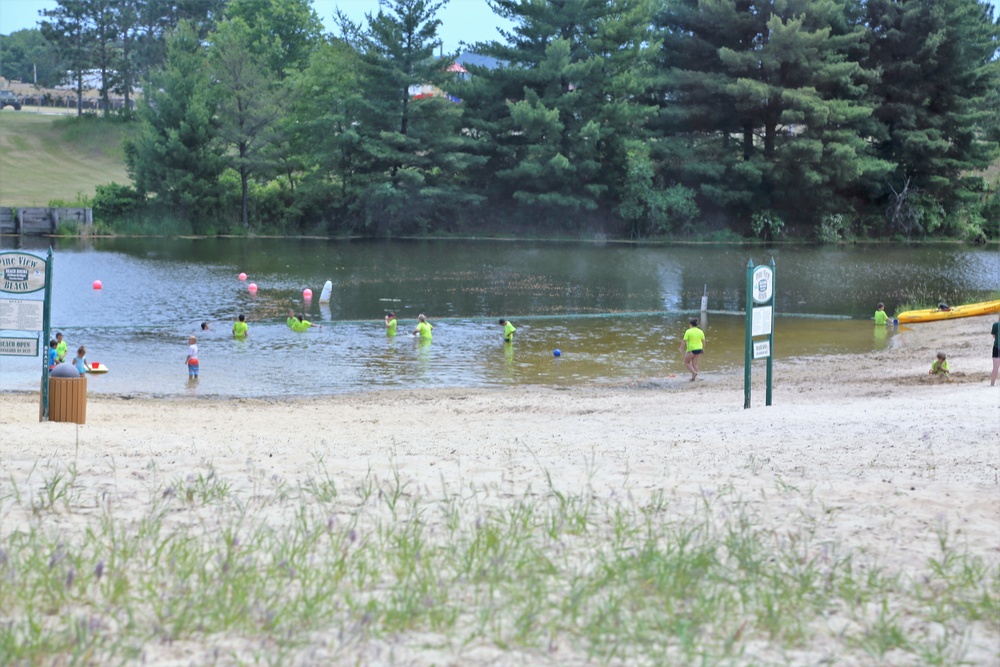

{"left": 53, "top": 310, "right": 851, "bottom": 330}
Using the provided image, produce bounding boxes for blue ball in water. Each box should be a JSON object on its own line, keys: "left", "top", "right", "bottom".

{"left": 553, "top": 349, "right": 561, "bottom": 357}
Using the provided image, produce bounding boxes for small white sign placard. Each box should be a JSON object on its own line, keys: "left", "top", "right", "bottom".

{"left": 753, "top": 340, "right": 771, "bottom": 359}
{"left": 0, "top": 336, "right": 39, "bottom": 356}
{"left": 0, "top": 299, "right": 44, "bottom": 331}
{"left": 752, "top": 306, "right": 773, "bottom": 336}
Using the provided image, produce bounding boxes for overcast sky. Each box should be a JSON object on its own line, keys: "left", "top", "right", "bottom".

{"left": 0, "top": 0, "right": 516, "bottom": 52}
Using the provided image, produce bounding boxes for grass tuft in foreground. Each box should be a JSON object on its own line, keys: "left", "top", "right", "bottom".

{"left": 0, "top": 461, "right": 996, "bottom": 666}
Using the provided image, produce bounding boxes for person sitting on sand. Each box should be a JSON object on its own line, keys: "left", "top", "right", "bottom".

{"left": 929, "top": 352, "right": 951, "bottom": 380}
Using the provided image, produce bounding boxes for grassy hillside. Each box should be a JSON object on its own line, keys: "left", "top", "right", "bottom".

{"left": 0, "top": 111, "right": 130, "bottom": 207}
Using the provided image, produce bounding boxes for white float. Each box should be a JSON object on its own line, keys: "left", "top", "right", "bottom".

{"left": 319, "top": 280, "right": 333, "bottom": 304}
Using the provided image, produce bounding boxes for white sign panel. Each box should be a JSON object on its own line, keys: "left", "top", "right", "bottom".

{"left": 0, "top": 336, "right": 39, "bottom": 356}
{"left": 0, "top": 252, "right": 46, "bottom": 294}
{"left": 753, "top": 340, "right": 771, "bottom": 359}
{"left": 752, "top": 306, "right": 773, "bottom": 336}
{"left": 0, "top": 299, "right": 44, "bottom": 331}
{"left": 751, "top": 265, "right": 774, "bottom": 304}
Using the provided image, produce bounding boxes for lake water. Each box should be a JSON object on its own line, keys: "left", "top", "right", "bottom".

{"left": 1, "top": 237, "right": 997, "bottom": 397}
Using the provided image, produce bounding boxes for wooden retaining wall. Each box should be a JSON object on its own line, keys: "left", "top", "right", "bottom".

{"left": 0, "top": 208, "right": 14, "bottom": 234}
{"left": 0, "top": 208, "right": 93, "bottom": 235}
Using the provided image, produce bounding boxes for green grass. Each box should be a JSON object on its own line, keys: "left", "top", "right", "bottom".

{"left": 0, "top": 111, "right": 130, "bottom": 207}
{"left": 1, "top": 460, "right": 996, "bottom": 666}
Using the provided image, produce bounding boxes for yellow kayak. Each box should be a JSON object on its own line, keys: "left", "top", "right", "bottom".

{"left": 896, "top": 300, "right": 1000, "bottom": 324}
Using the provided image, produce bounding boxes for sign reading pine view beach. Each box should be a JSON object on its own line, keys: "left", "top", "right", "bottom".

{"left": 0, "top": 252, "right": 47, "bottom": 294}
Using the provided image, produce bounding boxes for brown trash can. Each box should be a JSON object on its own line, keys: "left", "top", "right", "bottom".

{"left": 49, "top": 376, "right": 87, "bottom": 424}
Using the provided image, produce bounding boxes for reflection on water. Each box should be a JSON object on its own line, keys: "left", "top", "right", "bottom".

{"left": 0, "top": 237, "right": 995, "bottom": 397}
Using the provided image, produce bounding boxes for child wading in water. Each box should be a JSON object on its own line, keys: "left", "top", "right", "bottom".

{"left": 680, "top": 318, "right": 706, "bottom": 381}
{"left": 929, "top": 352, "right": 951, "bottom": 381}
{"left": 186, "top": 336, "right": 199, "bottom": 378}
{"left": 71, "top": 346, "right": 91, "bottom": 374}
{"left": 874, "top": 302, "right": 892, "bottom": 325}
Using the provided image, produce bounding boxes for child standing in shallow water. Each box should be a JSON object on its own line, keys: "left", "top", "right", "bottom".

{"left": 186, "top": 336, "right": 199, "bottom": 378}
{"left": 874, "top": 302, "right": 892, "bottom": 325}
{"left": 71, "top": 346, "right": 91, "bottom": 374}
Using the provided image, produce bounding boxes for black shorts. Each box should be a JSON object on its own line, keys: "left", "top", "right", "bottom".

{"left": 993, "top": 347, "right": 999, "bottom": 358}
{"left": 691, "top": 349, "right": 703, "bottom": 355}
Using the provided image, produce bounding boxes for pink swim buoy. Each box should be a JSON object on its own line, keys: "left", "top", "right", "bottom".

{"left": 238, "top": 272, "right": 247, "bottom": 281}
{"left": 248, "top": 283, "right": 258, "bottom": 293}
{"left": 303, "top": 288, "right": 313, "bottom": 300}
{"left": 92, "top": 280, "right": 103, "bottom": 290}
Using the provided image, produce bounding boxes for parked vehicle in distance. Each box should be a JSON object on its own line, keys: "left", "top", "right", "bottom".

{"left": 0, "top": 90, "right": 23, "bottom": 110}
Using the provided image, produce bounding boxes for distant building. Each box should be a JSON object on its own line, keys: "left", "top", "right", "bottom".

{"left": 408, "top": 53, "right": 504, "bottom": 103}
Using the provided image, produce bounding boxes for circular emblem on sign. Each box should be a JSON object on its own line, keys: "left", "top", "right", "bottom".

{"left": 751, "top": 265, "right": 773, "bottom": 304}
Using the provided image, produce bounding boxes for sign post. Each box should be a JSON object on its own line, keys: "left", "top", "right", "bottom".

{"left": 0, "top": 249, "right": 52, "bottom": 419}
{"left": 744, "top": 258, "right": 775, "bottom": 408}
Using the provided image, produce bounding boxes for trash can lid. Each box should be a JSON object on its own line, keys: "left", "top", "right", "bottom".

{"left": 51, "top": 363, "right": 81, "bottom": 378}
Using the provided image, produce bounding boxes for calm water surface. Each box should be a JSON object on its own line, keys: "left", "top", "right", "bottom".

{"left": 1, "top": 237, "right": 996, "bottom": 397}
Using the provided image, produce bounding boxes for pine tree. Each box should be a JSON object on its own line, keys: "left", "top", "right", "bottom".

{"left": 462, "top": 0, "right": 659, "bottom": 221}
{"left": 40, "top": 0, "right": 90, "bottom": 116}
{"left": 656, "top": 0, "right": 891, "bottom": 230}
{"left": 334, "top": 0, "right": 486, "bottom": 233}
{"left": 209, "top": 17, "right": 286, "bottom": 230}
{"left": 863, "top": 0, "right": 1000, "bottom": 234}
{"left": 290, "top": 37, "right": 367, "bottom": 228}
{"left": 125, "top": 21, "right": 224, "bottom": 228}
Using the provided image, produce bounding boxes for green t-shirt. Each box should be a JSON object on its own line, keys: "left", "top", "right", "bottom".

{"left": 683, "top": 327, "right": 705, "bottom": 352}
{"left": 930, "top": 359, "right": 950, "bottom": 374}
{"left": 290, "top": 318, "right": 312, "bottom": 332}
{"left": 416, "top": 321, "right": 433, "bottom": 339}
{"left": 874, "top": 310, "right": 890, "bottom": 325}
{"left": 233, "top": 321, "right": 248, "bottom": 337}
{"left": 386, "top": 318, "right": 397, "bottom": 336}
{"left": 56, "top": 340, "right": 67, "bottom": 362}
{"left": 504, "top": 321, "right": 516, "bottom": 342}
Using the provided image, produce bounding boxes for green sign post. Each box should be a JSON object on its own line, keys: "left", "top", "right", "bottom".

{"left": 0, "top": 248, "right": 53, "bottom": 420}
{"left": 744, "top": 258, "right": 775, "bottom": 409}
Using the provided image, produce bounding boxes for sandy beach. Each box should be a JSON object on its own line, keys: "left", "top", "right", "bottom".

{"left": 1, "top": 314, "right": 998, "bottom": 666}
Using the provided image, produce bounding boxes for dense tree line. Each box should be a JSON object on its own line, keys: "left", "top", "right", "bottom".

{"left": 5, "top": 0, "right": 1000, "bottom": 239}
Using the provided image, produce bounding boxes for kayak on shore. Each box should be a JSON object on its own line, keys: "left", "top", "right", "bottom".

{"left": 896, "top": 299, "right": 1000, "bottom": 324}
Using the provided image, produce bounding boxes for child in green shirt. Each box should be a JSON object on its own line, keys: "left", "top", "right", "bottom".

{"left": 874, "top": 302, "right": 892, "bottom": 325}
{"left": 929, "top": 352, "right": 951, "bottom": 381}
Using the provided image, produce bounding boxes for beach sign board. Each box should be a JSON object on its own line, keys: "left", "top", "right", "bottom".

{"left": 0, "top": 252, "right": 47, "bottom": 294}
{"left": 744, "top": 258, "right": 775, "bottom": 409}
{"left": 0, "top": 249, "right": 54, "bottom": 419}
{"left": 0, "top": 336, "right": 39, "bottom": 357}
{"left": 0, "top": 299, "right": 44, "bottom": 331}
